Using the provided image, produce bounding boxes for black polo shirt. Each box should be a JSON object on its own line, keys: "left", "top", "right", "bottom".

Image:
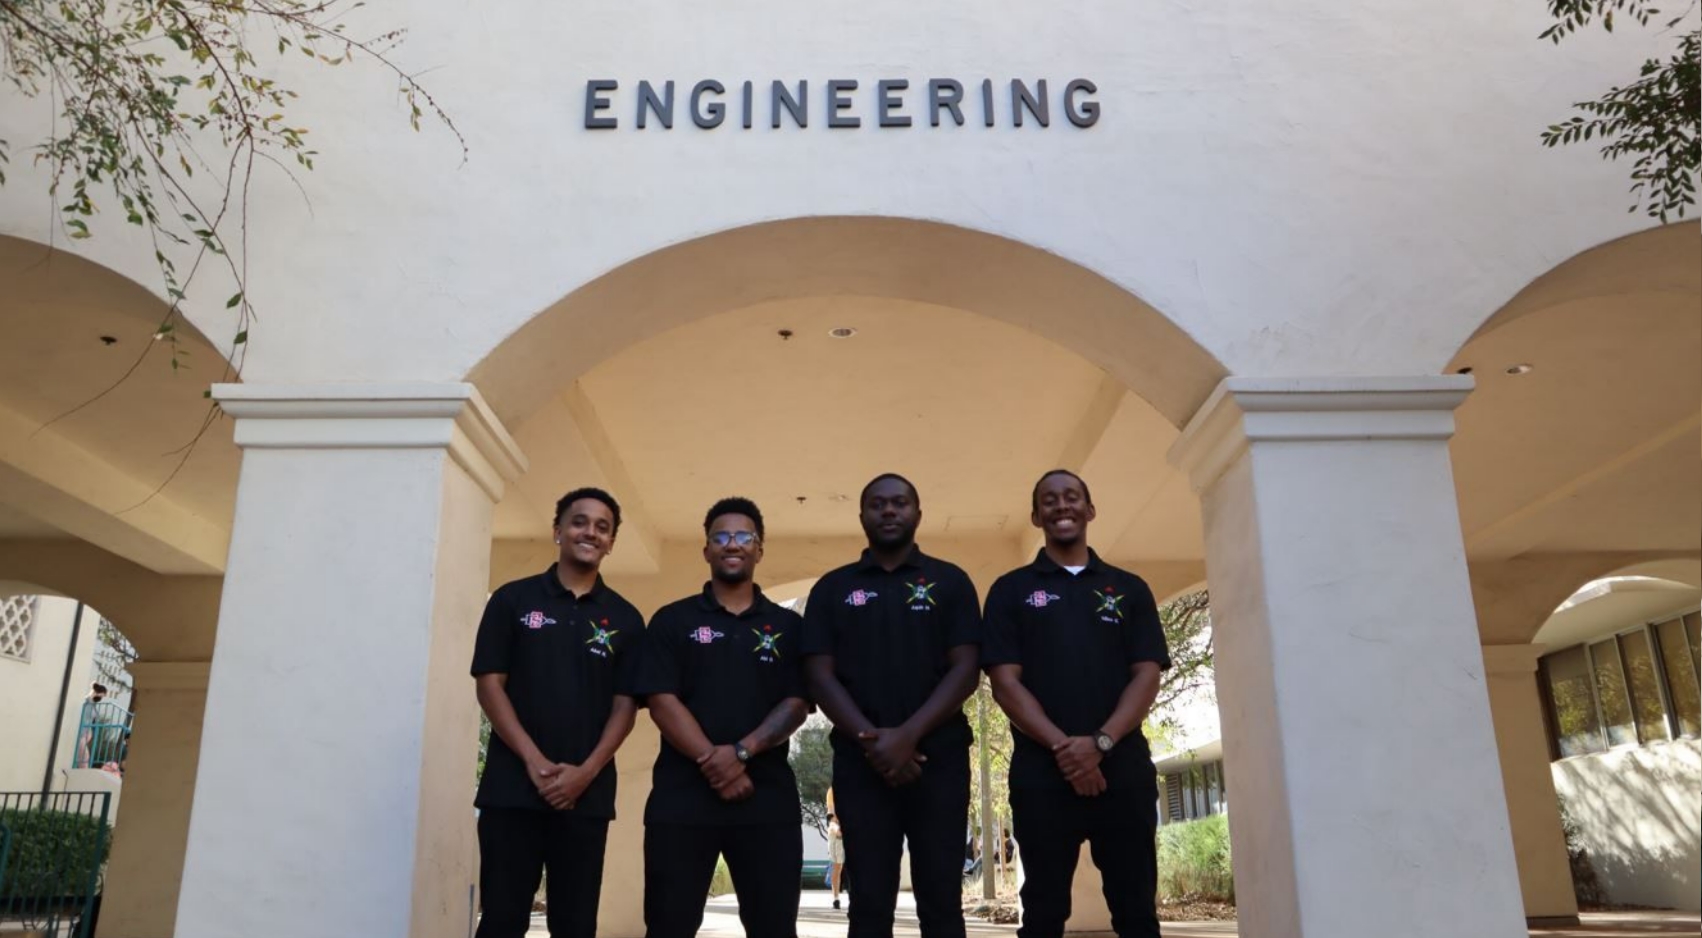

{"left": 801, "top": 546, "right": 981, "bottom": 762}
{"left": 982, "top": 549, "right": 1171, "bottom": 794}
{"left": 633, "top": 585, "right": 807, "bottom": 826}
{"left": 470, "top": 566, "right": 642, "bottom": 817}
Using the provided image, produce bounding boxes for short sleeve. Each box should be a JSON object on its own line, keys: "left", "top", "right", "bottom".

{"left": 613, "top": 610, "right": 642, "bottom": 697}
{"left": 470, "top": 588, "right": 514, "bottom": 676}
{"left": 980, "top": 576, "right": 1022, "bottom": 668}
{"left": 1124, "top": 577, "right": 1172, "bottom": 670}
{"left": 944, "top": 568, "right": 982, "bottom": 649}
{"left": 780, "top": 612, "right": 810, "bottom": 700}
{"left": 630, "top": 607, "right": 684, "bottom": 699}
{"left": 800, "top": 577, "right": 836, "bottom": 657}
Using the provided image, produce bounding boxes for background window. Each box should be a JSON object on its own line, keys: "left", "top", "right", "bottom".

{"left": 1618, "top": 631, "right": 1670, "bottom": 744}
{"left": 1544, "top": 646, "right": 1603, "bottom": 757}
{"left": 1590, "top": 639, "right": 1637, "bottom": 747}
{"left": 1655, "top": 617, "right": 1700, "bottom": 737}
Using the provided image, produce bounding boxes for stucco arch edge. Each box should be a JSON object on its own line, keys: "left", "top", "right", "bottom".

{"left": 467, "top": 216, "right": 1228, "bottom": 431}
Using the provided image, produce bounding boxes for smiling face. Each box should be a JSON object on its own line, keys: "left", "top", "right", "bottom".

{"left": 555, "top": 497, "right": 617, "bottom": 570}
{"left": 705, "top": 512, "right": 763, "bottom": 584}
{"left": 860, "top": 476, "right": 921, "bottom": 552}
{"left": 1032, "top": 471, "right": 1095, "bottom": 547}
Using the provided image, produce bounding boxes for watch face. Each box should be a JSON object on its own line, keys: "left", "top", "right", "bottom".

{"left": 1095, "top": 735, "right": 1113, "bottom": 752}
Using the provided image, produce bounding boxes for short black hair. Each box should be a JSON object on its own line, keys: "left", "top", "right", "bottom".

{"left": 860, "top": 472, "right": 920, "bottom": 507}
{"left": 705, "top": 496, "right": 765, "bottom": 540}
{"left": 1031, "top": 469, "right": 1093, "bottom": 512}
{"left": 555, "top": 487, "right": 622, "bottom": 533}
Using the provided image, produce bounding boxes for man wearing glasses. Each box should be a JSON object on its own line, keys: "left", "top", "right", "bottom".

{"left": 634, "top": 497, "right": 811, "bottom": 938}
{"left": 802, "top": 473, "right": 983, "bottom": 938}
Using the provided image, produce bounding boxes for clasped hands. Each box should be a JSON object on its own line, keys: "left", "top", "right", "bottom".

{"left": 527, "top": 760, "right": 597, "bottom": 811}
{"left": 697, "top": 744, "right": 757, "bottom": 802}
{"left": 858, "top": 727, "right": 927, "bottom": 787}
{"left": 1053, "top": 735, "right": 1108, "bottom": 797}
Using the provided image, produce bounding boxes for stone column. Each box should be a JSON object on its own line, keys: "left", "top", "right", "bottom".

{"left": 1168, "top": 376, "right": 1526, "bottom": 938}
{"left": 173, "top": 384, "right": 525, "bottom": 938}
{"left": 96, "top": 661, "right": 211, "bottom": 938}
{"left": 1481, "top": 643, "right": 1579, "bottom": 926}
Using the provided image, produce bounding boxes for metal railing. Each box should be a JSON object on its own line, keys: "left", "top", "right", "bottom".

{"left": 72, "top": 702, "right": 131, "bottom": 771}
{"left": 0, "top": 791, "right": 111, "bottom": 938}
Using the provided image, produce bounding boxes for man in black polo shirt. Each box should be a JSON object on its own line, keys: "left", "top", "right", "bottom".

{"left": 634, "top": 497, "right": 810, "bottom": 938}
{"left": 983, "top": 470, "right": 1170, "bottom": 938}
{"left": 802, "top": 473, "right": 982, "bottom": 938}
{"left": 471, "top": 487, "right": 643, "bottom": 938}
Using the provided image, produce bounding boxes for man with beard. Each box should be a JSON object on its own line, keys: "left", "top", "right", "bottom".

{"left": 635, "top": 497, "right": 810, "bottom": 938}
{"left": 471, "top": 487, "right": 643, "bottom": 938}
{"left": 802, "top": 473, "right": 982, "bottom": 938}
{"left": 983, "top": 470, "right": 1170, "bottom": 938}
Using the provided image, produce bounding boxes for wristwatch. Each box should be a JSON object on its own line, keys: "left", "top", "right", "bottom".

{"left": 734, "top": 742, "right": 752, "bottom": 763}
{"left": 1093, "top": 732, "right": 1115, "bottom": 753}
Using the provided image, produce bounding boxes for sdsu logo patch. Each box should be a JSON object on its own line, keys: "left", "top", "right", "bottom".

{"left": 691, "top": 626, "right": 725, "bottom": 645}
{"left": 520, "top": 610, "right": 556, "bottom": 630}
{"left": 845, "top": 589, "right": 879, "bottom": 607}
{"left": 1025, "top": 590, "right": 1061, "bottom": 609}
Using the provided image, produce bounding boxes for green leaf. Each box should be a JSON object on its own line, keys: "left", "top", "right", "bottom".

{"left": 225, "top": 292, "right": 243, "bottom": 309}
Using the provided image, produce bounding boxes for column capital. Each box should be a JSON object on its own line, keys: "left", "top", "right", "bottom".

{"left": 129, "top": 660, "right": 212, "bottom": 691}
{"left": 212, "top": 382, "right": 528, "bottom": 501}
{"left": 1167, "top": 375, "right": 1474, "bottom": 494}
{"left": 1482, "top": 643, "right": 1548, "bottom": 676}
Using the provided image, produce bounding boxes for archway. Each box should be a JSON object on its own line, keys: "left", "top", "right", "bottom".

{"left": 468, "top": 216, "right": 1224, "bottom": 936}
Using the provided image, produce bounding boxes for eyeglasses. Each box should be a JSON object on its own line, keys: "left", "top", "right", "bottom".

{"left": 709, "top": 531, "right": 760, "bottom": 548}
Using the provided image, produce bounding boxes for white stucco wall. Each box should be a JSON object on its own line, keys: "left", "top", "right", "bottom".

{"left": 1551, "top": 739, "right": 1702, "bottom": 912}
{"left": 0, "top": 596, "right": 101, "bottom": 793}
{"left": 0, "top": 0, "right": 1689, "bottom": 391}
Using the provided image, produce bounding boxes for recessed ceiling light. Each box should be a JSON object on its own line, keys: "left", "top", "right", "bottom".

{"left": 830, "top": 494, "right": 850, "bottom": 502}
{"left": 828, "top": 327, "right": 857, "bottom": 339}
{"left": 1505, "top": 363, "right": 1534, "bottom": 376}
{"left": 1454, "top": 366, "right": 1473, "bottom": 375}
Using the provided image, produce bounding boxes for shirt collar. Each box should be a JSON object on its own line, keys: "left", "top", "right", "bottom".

{"left": 542, "top": 564, "right": 607, "bottom": 601}
{"left": 1030, "top": 547, "right": 1104, "bottom": 575}
{"left": 695, "top": 582, "right": 772, "bottom": 618}
{"left": 855, "top": 544, "right": 926, "bottom": 573}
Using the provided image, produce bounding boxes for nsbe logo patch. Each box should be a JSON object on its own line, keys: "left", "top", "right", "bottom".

{"left": 1025, "top": 591, "right": 1061, "bottom": 608}
{"left": 845, "top": 589, "right": 879, "bottom": 607}
{"left": 521, "top": 610, "right": 556, "bottom": 630}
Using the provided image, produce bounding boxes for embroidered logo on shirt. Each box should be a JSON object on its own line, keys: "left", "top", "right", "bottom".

{"left": 905, "top": 578, "right": 937, "bottom": 611}
{"left": 585, "top": 619, "right": 618, "bottom": 657}
{"left": 520, "top": 610, "right": 556, "bottom": 630}
{"left": 752, "top": 624, "right": 784, "bottom": 662}
{"left": 1094, "top": 588, "right": 1125, "bottom": 623}
{"left": 1025, "top": 590, "right": 1061, "bottom": 608}
{"left": 845, "top": 589, "right": 879, "bottom": 607}
{"left": 691, "top": 626, "right": 725, "bottom": 645}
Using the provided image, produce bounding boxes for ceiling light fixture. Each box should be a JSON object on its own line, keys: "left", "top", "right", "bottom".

{"left": 1505, "top": 363, "right": 1534, "bottom": 376}
{"left": 828, "top": 327, "right": 857, "bottom": 339}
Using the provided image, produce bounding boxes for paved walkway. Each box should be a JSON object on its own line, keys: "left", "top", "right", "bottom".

{"left": 526, "top": 892, "right": 1701, "bottom": 937}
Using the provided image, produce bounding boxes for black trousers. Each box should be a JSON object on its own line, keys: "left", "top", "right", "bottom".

{"left": 1009, "top": 788, "right": 1160, "bottom": 938}
{"left": 643, "top": 821, "right": 802, "bottom": 938}
{"left": 834, "top": 746, "right": 968, "bottom": 938}
{"left": 476, "top": 807, "right": 610, "bottom": 938}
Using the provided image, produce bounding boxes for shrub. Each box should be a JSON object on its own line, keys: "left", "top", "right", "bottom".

{"left": 1156, "top": 813, "right": 1233, "bottom": 903}
{"left": 0, "top": 808, "right": 112, "bottom": 900}
{"left": 708, "top": 856, "right": 734, "bottom": 897}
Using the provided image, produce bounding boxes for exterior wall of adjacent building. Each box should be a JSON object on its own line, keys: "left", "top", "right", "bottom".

{"left": 1537, "top": 603, "right": 1701, "bottom": 911}
{"left": 0, "top": 594, "right": 103, "bottom": 793}
{"left": 1551, "top": 738, "right": 1701, "bottom": 912}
